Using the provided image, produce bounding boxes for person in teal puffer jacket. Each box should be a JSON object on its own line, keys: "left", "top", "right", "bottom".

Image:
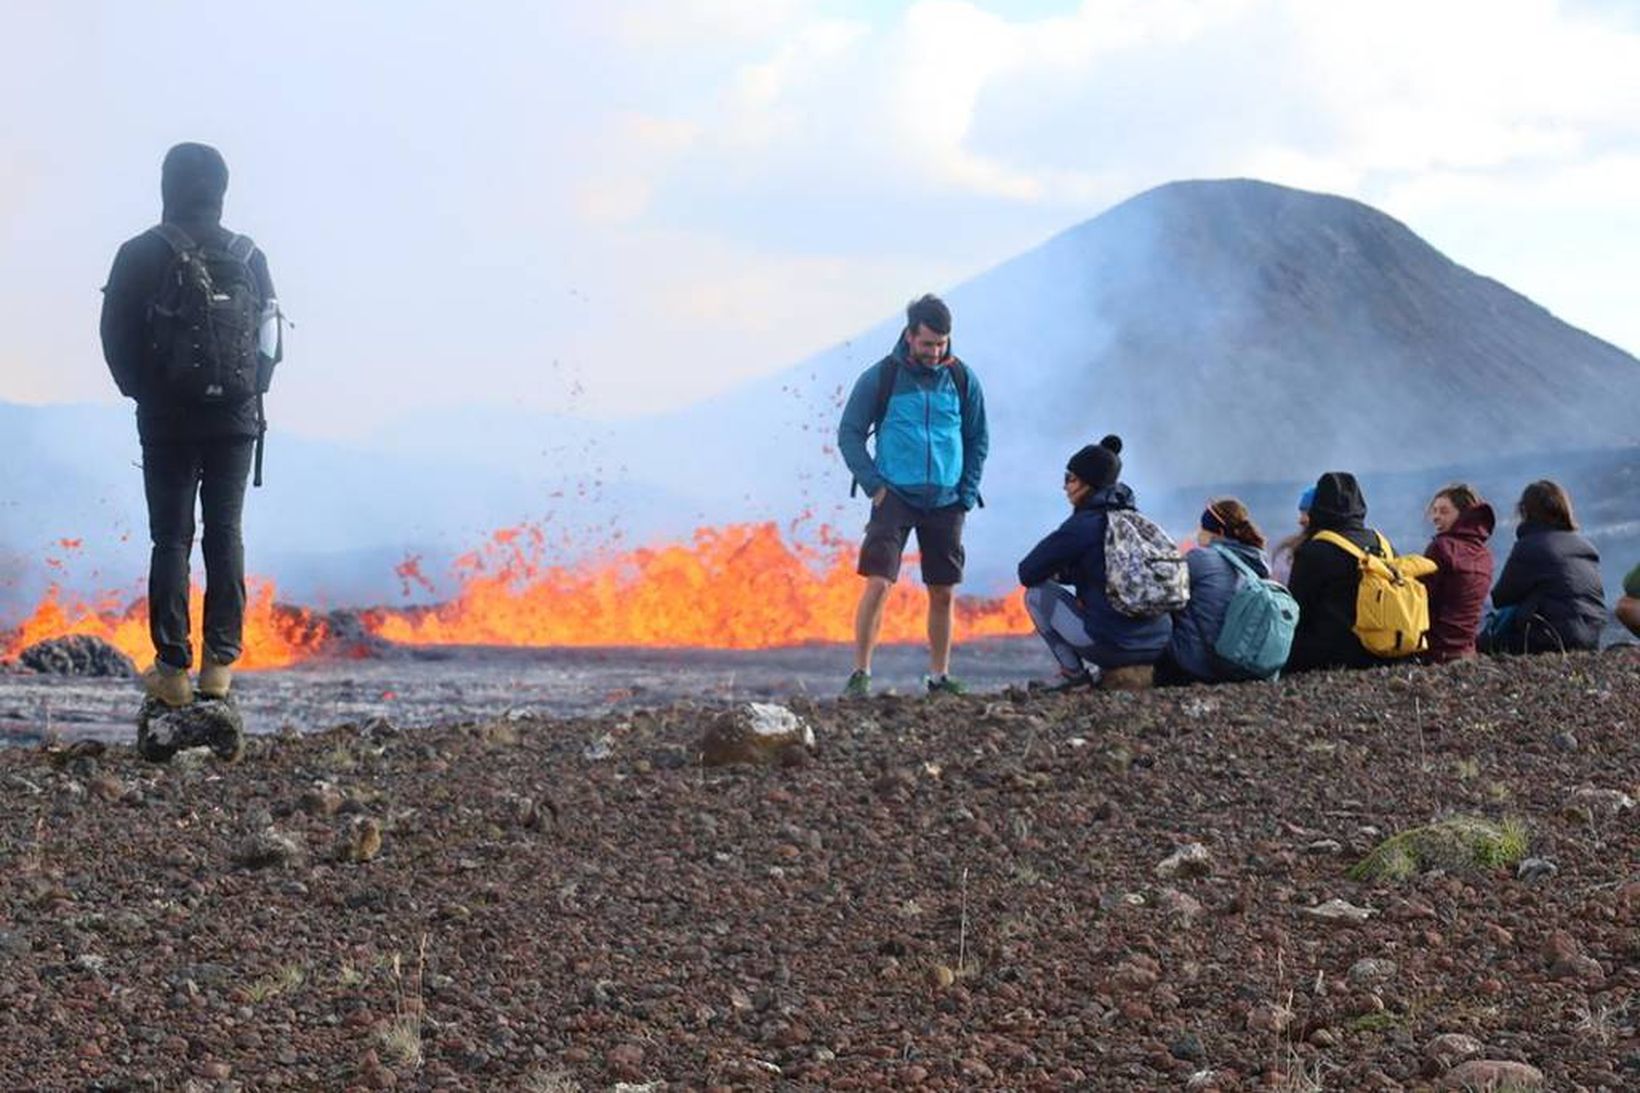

{"left": 837, "top": 294, "right": 989, "bottom": 697}
{"left": 1156, "top": 498, "right": 1274, "bottom": 685}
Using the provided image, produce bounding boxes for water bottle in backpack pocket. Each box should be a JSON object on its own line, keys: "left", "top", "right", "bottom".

{"left": 256, "top": 297, "right": 283, "bottom": 394}
{"left": 144, "top": 225, "right": 263, "bottom": 404}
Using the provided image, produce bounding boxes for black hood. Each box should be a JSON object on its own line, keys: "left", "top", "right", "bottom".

{"left": 1078, "top": 482, "right": 1135, "bottom": 512}
{"left": 1307, "top": 471, "right": 1367, "bottom": 532}
{"left": 161, "top": 142, "right": 229, "bottom": 226}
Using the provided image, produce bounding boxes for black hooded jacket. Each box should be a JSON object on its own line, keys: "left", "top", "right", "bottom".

{"left": 1491, "top": 522, "right": 1606, "bottom": 652}
{"left": 1285, "top": 472, "right": 1392, "bottom": 672}
{"left": 100, "top": 143, "right": 276, "bottom": 443}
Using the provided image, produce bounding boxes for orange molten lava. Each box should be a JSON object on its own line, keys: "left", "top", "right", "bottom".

{"left": 1, "top": 580, "right": 325, "bottom": 670}
{"left": 366, "top": 521, "right": 1030, "bottom": 649}
{"left": 3, "top": 522, "right": 1032, "bottom": 666}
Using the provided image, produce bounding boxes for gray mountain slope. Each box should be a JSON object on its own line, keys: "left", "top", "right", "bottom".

{"left": 633, "top": 178, "right": 1640, "bottom": 504}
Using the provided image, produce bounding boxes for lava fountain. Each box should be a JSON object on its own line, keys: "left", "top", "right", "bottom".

{"left": 3, "top": 522, "right": 1031, "bottom": 668}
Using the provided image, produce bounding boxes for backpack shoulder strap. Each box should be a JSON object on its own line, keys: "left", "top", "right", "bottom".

{"left": 1373, "top": 531, "right": 1393, "bottom": 558}
{"left": 147, "top": 223, "right": 197, "bottom": 254}
{"left": 1212, "top": 541, "right": 1259, "bottom": 581}
{"left": 225, "top": 233, "right": 256, "bottom": 262}
{"left": 871, "top": 357, "right": 901, "bottom": 430}
{"left": 948, "top": 359, "right": 969, "bottom": 407}
{"left": 1311, "top": 530, "right": 1366, "bottom": 561}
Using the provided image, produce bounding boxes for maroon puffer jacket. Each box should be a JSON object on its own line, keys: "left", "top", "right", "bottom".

{"left": 1422, "top": 503, "right": 1496, "bottom": 661}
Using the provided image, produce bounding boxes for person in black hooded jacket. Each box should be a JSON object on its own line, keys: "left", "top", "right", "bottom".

{"left": 100, "top": 143, "right": 278, "bottom": 708}
{"left": 1485, "top": 480, "right": 1606, "bottom": 653}
{"left": 1285, "top": 471, "right": 1394, "bottom": 672}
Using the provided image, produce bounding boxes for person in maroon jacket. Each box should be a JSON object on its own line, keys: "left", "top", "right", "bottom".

{"left": 1421, "top": 484, "right": 1495, "bottom": 662}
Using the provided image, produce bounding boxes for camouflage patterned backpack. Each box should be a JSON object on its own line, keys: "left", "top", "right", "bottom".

{"left": 1104, "top": 509, "right": 1190, "bottom": 618}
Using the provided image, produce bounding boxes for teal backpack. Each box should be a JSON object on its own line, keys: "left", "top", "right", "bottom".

{"left": 1210, "top": 543, "right": 1299, "bottom": 680}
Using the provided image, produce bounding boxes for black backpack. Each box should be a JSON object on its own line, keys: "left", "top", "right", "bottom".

{"left": 143, "top": 224, "right": 266, "bottom": 404}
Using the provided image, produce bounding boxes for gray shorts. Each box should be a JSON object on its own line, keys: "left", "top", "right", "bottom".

{"left": 857, "top": 490, "right": 966, "bottom": 585}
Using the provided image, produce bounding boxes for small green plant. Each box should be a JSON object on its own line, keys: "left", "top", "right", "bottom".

{"left": 1345, "top": 1012, "right": 1401, "bottom": 1033}
{"left": 1453, "top": 757, "right": 1481, "bottom": 780}
{"left": 337, "top": 960, "right": 364, "bottom": 988}
{"left": 247, "top": 963, "right": 306, "bottom": 1003}
{"left": 1349, "top": 816, "right": 1527, "bottom": 883}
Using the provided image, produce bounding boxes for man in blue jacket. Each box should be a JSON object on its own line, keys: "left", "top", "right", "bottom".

{"left": 837, "top": 294, "right": 988, "bottom": 696}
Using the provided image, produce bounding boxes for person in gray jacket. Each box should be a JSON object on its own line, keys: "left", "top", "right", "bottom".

{"left": 1157, "top": 498, "right": 1272, "bottom": 684}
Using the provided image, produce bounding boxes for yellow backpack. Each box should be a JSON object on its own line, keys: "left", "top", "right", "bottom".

{"left": 1311, "top": 530, "right": 1438, "bottom": 658}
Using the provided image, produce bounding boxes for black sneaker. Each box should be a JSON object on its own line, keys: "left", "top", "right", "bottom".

{"left": 842, "top": 670, "right": 871, "bottom": 698}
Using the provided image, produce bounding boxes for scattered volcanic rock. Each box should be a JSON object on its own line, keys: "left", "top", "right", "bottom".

{"left": 0, "top": 650, "right": 1634, "bottom": 1088}
{"left": 1438, "top": 1059, "right": 1546, "bottom": 1090}
{"left": 135, "top": 695, "right": 245, "bottom": 764}
{"left": 334, "top": 815, "right": 384, "bottom": 863}
{"left": 698, "top": 702, "right": 815, "bottom": 766}
{"left": 1516, "top": 856, "right": 1559, "bottom": 883}
{"left": 16, "top": 634, "right": 136, "bottom": 677}
{"left": 1154, "top": 842, "right": 1213, "bottom": 879}
{"left": 233, "top": 828, "right": 306, "bottom": 870}
{"left": 1424, "top": 1033, "right": 1486, "bottom": 1074}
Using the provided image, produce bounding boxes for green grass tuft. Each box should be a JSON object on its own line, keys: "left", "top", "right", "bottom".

{"left": 1349, "top": 816, "right": 1527, "bottom": 883}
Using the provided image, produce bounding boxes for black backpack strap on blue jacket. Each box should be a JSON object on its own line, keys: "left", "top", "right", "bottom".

{"left": 849, "top": 358, "right": 975, "bottom": 500}
{"left": 872, "top": 358, "right": 969, "bottom": 426}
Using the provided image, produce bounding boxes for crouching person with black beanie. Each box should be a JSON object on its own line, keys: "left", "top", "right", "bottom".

{"left": 1017, "top": 436, "right": 1171, "bottom": 690}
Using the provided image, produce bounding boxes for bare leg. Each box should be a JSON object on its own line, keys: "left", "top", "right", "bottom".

{"left": 853, "top": 576, "right": 893, "bottom": 672}
{"left": 927, "top": 584, "right": 955, "bottom": 675}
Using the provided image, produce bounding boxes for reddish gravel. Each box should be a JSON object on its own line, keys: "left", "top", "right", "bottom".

{"left": 1, "top": 649, "right": 1637, "bottom": 1090}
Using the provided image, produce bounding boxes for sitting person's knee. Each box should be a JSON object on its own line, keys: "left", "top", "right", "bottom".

{"left": 1618, "top": 596, "right": 1640, "bottom": 637}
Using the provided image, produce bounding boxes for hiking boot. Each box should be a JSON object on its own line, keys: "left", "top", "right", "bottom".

{"left": 1029, "top": 669, "right": 1096, "bottom": 693}
{"left": 142, "top": 661, "right": 193, "bottom": 708}
{"left": 924, "top": 673, "right": 968, "bottom": 696}
{"left": 842, "top": 669, "right": 872, "bottom": 698}
{"left": 198, "top": 655, "right": 234, "bottom": 699}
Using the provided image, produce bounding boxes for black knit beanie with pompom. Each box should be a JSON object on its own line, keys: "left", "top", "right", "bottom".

{"left": 1066, "top": 434, "right": 1123, "bottom": 489}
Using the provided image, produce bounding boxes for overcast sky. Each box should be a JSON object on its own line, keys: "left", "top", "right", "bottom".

{"left": 2, "top": 0, "right": 1636, "bottom": 440}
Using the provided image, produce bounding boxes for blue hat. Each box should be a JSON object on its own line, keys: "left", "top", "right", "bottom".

{"left": 1298, "top": 487, "right": 1316, "bottom": 512}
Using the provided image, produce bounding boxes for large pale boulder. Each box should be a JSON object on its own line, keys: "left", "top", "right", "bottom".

{"left": 699, "top": 703, "right": 815, "bottom": 767}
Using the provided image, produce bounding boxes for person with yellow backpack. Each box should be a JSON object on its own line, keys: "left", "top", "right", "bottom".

{"left": 1286, "top": 472, "right": 1436, "bottom": 672}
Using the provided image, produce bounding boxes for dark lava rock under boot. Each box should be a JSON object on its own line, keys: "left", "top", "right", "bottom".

{"left": 19, "top": 635, "right": 137, "bottom": 678}
{"left": 136, "top": 695, "right": 246, "bottom": 763}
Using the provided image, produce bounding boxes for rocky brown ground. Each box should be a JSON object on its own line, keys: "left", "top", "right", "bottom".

{"left": 0, "top": 650, "right": 1636, "bottom": 1091}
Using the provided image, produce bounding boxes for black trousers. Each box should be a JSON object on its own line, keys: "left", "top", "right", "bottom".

{"left": 142, "top": 437, "right": 255, "bottom": 670}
